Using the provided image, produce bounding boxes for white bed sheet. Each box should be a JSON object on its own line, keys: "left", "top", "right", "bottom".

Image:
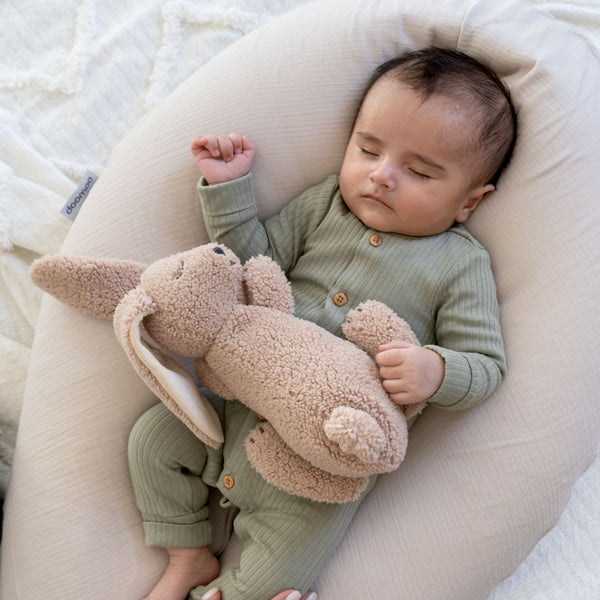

{"left": 1, "top": 0, "right": 599, "bottom": 597}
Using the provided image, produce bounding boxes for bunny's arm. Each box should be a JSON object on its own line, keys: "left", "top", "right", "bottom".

{"left": 242, "top": 255, "right": 294, "bottom": 314}
{"left": 342, "top": 300, "right": 419, "bottom": 358}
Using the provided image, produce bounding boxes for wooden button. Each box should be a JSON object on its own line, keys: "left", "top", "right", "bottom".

{"left": 222, "top": 475, "right": 235, "bottom": 489}
{"left": 257, "top": 414, "right": 267, "bottom": 422}
{"left": 333, "top": 292, "right": 347, "bottom": 306}
{"left": 369, "top": 233, "right": 382, "bottom": 247}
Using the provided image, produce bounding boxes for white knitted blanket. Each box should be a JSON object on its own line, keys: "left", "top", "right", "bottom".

{"left": 0, "top": 0, "right": 307, "bottom": 496}
{"left": 1, "top": 1, "right": 599, "bottom": 598}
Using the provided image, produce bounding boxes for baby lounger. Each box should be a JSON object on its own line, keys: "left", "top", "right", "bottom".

{"left": 2, "top": 0, "right": 599, "bottom": 598}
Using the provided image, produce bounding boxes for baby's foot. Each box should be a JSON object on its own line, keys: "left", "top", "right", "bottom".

{"left": 143, "top": 546, "right": 220, "bottom": 600}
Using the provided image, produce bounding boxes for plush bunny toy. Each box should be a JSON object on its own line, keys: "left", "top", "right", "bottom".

{"left": 30, "top": 243, "right": 423, "bottom": 503}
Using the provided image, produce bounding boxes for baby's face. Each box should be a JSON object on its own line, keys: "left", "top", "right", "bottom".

{"left": 339, "top": 78, "right": 494, "bottom": 237}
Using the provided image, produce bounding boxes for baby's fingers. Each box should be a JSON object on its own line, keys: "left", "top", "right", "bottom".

{"left": 216, "top": 134, "right": 235, "bottom": 161}
{"left": 217, "top": 132, "right": 250, "bottom": 161}
{"left": 227, "top": 132, "right": 245, "bottom": 156}
{"left": 375, "top": 347, "right": 405, "bottom": 367}
{"left": 191, "top": 135, "right": 220, "bottom": 158}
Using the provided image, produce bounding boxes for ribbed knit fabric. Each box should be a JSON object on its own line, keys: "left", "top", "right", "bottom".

{"left": 129, "top": 400, "right": 371, "bottom": 600}
{"left": 199, "top": 173, "right": 506, "bottom": 410}
{"left": 128, "top": 402, "right": 217, "bottom": 548}
{"left": 192, "top": 401, "right": 374, "bottom": 600}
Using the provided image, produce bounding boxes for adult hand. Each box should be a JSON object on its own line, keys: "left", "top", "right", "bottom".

{"left": 201, "top": 588, "right": 317, "bottom": 600}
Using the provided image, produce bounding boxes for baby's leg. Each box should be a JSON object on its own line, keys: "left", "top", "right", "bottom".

{"left": 129, "top": 402, "right": 221, "bottom": 600}
{"left": 190, "top": 478, "right": 373, "bottom": 600}
{"left": 189, "top": 400, "right": 375, "bottom": 600}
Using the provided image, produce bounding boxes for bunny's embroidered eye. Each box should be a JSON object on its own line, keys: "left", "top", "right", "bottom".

{"left": 213, "top": 246, "right": 225, "bottom": 255}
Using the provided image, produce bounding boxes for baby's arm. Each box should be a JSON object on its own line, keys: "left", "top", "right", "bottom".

{"left": 191, "top": 133, "right": 257, "bottom": 184}
{"left": 376, "top": 342, "right": 444, "bottom": 406}
{"left": 379, "top": 249, "right": 506, "bottom": 412}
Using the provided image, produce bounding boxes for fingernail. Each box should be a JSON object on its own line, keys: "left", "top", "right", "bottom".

{"left": 285, "top": 592, "right": 302, "bottom": 600}
{"left": 304, "top": 593, "right": 318, "bottom": 600}
{"left": 201, "top": 588, "right": 220, "bottom": 600}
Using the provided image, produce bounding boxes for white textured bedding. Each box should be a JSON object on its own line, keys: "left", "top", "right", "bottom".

{"left": 1, "top": 0, "right": 599, "bottom": 597}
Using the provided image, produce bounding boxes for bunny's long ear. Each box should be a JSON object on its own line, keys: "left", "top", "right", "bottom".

{"left": 113, "top": 288, "right": 224, "bottom": 448}
{"left": 30, "top": 255, "right": 146, "bottom": 319}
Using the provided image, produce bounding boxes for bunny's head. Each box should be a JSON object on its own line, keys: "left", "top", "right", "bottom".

{"left": 30, "top": 243, "right": 248, "bottom": 448}
{"left": 134, "top": 244, "right": 244, "bottom": 356}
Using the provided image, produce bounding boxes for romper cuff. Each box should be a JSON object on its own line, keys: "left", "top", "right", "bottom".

{"left": 143, "top": 519, "right": 213, "bottom": 549}
{"left": 423, "top": 345, "right": 471, "bottom": 409}
{"left": 197, "top": 173, "right": 256, "bottom": 216}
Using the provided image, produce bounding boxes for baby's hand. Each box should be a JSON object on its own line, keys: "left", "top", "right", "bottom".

{"left": 191, "top": 133, "right": 257, "bottom": 184}
{"left": 375, "top": 341, "right": 444, "bottom": 405}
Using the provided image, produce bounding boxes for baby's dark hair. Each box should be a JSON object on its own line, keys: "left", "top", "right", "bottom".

{"left": 356, "top": 47, "right": 518, "bottom": 186}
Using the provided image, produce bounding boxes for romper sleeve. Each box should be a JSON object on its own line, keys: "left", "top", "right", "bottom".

{"left": 198, "top": 173, "right": 268, "bottom": 263}
{"left": 198, "top": 173, "right": 338, "bottom": 271}
{"left": 424, "top": 248, "right": 507, "bottom": 411}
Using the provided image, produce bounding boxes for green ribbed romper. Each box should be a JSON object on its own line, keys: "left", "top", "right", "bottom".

{"left": 128, "top": 174, "right": 505, "bottom": 600}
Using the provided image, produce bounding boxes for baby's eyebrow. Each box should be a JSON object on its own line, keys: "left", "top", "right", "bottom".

{"left": 356, "top": 131, "right": 382, "bottom": 146}
{"left": 411, "top": 153, "right": 446, "bottom": 173}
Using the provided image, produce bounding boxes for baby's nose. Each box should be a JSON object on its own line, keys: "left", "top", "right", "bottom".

{"left": 370, "top": 163, "right": 396, "bottom": 190}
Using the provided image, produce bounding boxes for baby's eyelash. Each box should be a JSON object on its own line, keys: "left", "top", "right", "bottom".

{"left": 359, "top": 147, "right": 377, "bottom": 157}
{"left": 409, "top": 169, "right": 431, "bottom": 181}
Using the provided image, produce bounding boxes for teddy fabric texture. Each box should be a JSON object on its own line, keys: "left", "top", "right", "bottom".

{"left": 30, "top": 243, "right": 418, "bottom": 503}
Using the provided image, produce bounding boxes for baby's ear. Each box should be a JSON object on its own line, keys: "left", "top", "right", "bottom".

{"left": 456, "top": 183, "right": 496, "bottom": 223}
{"left": 30, "top": 254, "right": 146, "bottom": 319}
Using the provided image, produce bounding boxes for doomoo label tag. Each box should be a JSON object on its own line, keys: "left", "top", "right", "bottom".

{"left": 61, "top": 171, "right": 98, "bottom": 221}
